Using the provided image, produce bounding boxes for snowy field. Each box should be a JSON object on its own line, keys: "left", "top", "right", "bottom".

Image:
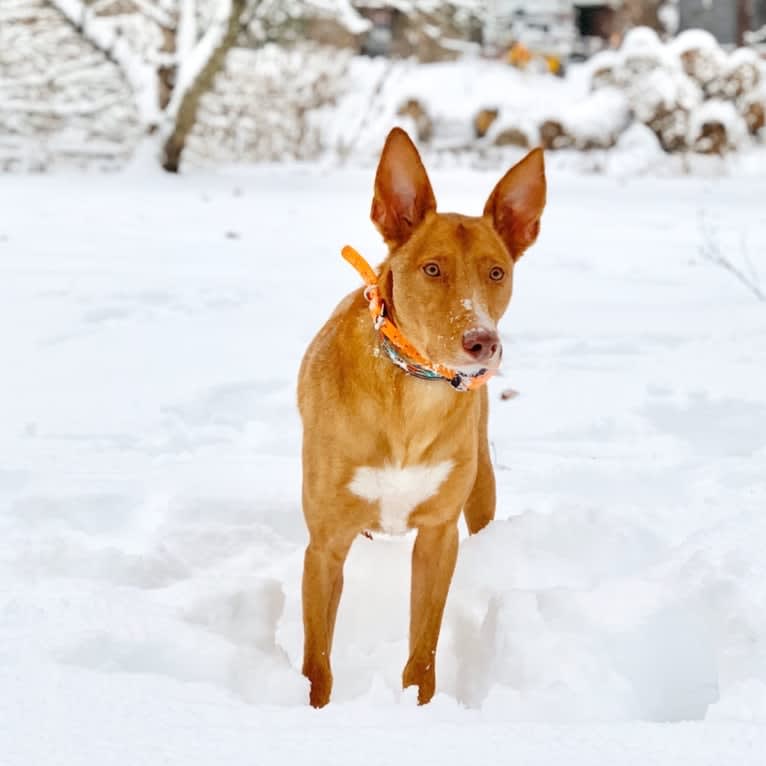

{"left": 1, "top": 163, "right": 766, "bottom": 764}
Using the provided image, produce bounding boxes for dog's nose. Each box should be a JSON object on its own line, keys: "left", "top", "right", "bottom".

{"left": 462, "top": 328, "right": 500, "bottom": 363}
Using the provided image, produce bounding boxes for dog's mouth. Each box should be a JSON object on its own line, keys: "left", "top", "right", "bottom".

{"left": 449, "top": 343, "right": 503, "bottom": 375}
{"left": 452, "top": 359, "right": 502, "bottom": 377}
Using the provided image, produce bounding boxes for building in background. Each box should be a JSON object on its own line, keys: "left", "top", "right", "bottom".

{"left": 677, "top": 0, "right": 766, "bottom": 46}
{"left": 483, "top": 1, "right": 626, "bottom": 60}
{"left": 352, "top": 2, "right": 484, "bottom": 61}
{"left": 349, "top": 1, "right": 766, "bottom": 63}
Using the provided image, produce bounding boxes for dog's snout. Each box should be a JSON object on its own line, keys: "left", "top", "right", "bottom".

{"left": 462, "top": 328, "right": 500, "bottom": 363}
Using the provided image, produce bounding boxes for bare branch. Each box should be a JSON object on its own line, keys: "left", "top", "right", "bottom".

{"left": 698, "top": 211, "right": 766, "bottom": 304}
{"left": 131, "top": 0, "right": 176, "bottom": 30}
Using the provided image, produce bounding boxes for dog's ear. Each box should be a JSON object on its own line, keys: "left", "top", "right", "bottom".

{"left": 371, "top": 128, "right": 436, "bottom": 248}
{"left": 484, "top": 148, "right": 546, "bottom": 261}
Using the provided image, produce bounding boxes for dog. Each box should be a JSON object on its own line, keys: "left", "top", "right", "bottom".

{"left": 298, "top": 127, "right": 546, "bottom": 707}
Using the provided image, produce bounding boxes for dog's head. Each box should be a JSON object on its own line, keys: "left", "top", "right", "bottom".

{"left": 372, "top": 128, "right": 546, "bottom": 375}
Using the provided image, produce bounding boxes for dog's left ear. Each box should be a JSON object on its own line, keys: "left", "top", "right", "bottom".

{"left": 371, "top": 128, "right": 437, "bottom": 249}
{"left": 484, "top": 148, "right": 546, "bottom": 261}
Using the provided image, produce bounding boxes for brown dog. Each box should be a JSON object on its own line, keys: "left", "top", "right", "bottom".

{"left": 298, "top": 128, "right": 546, "bottom": 707}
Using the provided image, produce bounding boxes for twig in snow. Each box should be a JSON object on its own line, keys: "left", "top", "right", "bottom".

{"left": 698, "top": 211, "right": 765, "bottom": 304}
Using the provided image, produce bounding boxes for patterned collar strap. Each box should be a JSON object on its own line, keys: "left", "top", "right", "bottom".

{"left": 341, "top": 245, "right": 495, "bottom": 393}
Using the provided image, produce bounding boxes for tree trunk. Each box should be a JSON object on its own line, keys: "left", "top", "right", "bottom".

{"left": 161, "top": 0, "right": 246, "bottom": 173}
{"left": 737, "top": 0, "right": 753, "bottom": 46}
{"left": 620, "top": 0, "right": 662, "bottom": 32}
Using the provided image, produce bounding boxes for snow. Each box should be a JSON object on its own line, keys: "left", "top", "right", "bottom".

{"left": 1, "top": 163, "right": 766, "bottom": 763}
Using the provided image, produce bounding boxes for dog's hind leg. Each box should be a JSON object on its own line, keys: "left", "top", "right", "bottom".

{"left": 463, "top": 387, "right": 496, "bottom": 534}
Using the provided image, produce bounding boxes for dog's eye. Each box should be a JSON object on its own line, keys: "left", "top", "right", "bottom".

{"left": 423, "top": 263, "right": 441, "bottom": 277}
{"left": 489, "top": 266, "right": 505, "bottom": 281}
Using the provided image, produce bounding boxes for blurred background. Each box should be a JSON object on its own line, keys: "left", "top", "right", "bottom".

{"left": 1, "top": 0, "right": 765, "bottom": 173}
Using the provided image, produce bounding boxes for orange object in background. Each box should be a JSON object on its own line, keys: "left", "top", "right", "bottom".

{"left": 507, "top": 41, "right": 533, "bottom": 68}
{"left": 507, "top": 42, "right": 562, "bottom": 76}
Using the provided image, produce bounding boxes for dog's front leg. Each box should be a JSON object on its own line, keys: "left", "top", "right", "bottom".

{"left": 302, "top": 532, "right": 354, "bottom": 708}
{"left": 463, "top": 387, "right": 496, "bottom": 534}
{"left": 402, "top": 521, "right": 459, "bottom": 704}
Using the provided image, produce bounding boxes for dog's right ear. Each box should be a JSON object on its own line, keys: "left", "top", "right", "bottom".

{"left": 371, "top": 128, "right": 436, "bottom": 249}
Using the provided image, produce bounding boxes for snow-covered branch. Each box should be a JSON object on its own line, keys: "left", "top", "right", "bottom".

{"left": 47, "top": 0, "right": 161, "bottom": 126}
{"left": 165, "top": 0, "right": 231, "bottom": 123}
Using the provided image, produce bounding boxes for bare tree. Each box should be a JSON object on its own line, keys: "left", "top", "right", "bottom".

{"left": 46, "top": 0, "right": 365, "bottom": 171}
{"left": 161, "top": 0, "right": 248, "bottom": 171}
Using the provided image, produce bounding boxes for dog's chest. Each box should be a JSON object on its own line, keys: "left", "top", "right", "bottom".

{"left": 348, "top": 461, "right": 454, "bottom": 535}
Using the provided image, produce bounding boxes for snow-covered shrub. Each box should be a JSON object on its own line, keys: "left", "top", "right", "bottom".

{"left": 492, "top": 126, "right": 531, "bottom": 148}
{"left": 585, "top": 26, "right": 762, "bottom": 155}
{"left": 0, "top": 0, "right": 140, "bottom": 171}
{"left": 718, "top": 48, "right": 763, "bottom": 102}
{"left": 688, "top": 100, "right": 748, "bottom": 155}
{"left": 492, "top": 122, "right": 535, "bottom": 149}
{"left": 483, "top": 110, "right": 538, "bottom": 149}
{"left": 560, "top": 88, "right": 631, "bottom": 150}
{"left": 670, "top": 29, "right": 727, "bottom": 94}
{"left": 396, "top": 99, "right": 433, "bottom": 142}
{"left": 618, "top": 26, "right": 671, "bottom": 81}
{"left": 741, "top": 92, "right": 766, "bottom": 137}
{"left": 539, "top": 119, "right": 574, "bottom": 150}
{"left": 631, "top": 67, "right": 702, "bottom": 152}
{"left": 184, "top": 44, "right": 350, "bottom": 166}
{"left": 473, "top": 108, "right": 499, "bottom": 138}
{"left": 588, "top": 50, "right": 620, "bottom": 91}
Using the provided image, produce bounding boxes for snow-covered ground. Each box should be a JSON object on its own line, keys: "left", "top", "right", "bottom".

{"left": 1, "top": 164, "right": 765, "bottom": 764}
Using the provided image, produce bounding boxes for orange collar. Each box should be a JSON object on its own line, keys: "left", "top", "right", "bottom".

{"left": 341, "top": 245, "right": 495, "bottom": 392}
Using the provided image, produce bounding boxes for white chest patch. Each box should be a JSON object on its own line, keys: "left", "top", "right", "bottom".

{"left": 348, "top": 461, "right": 454, "bottom": 535}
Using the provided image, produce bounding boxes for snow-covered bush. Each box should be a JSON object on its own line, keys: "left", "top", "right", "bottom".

{"left": 689, "top": 100, "right": 748, "bottom": 155}
{"left": 741, "top": 92, "right": 766, "bottom": 136}
{"left": 0, "top": 0, "right": 141, "bottom": 171}
{"left": 184, "top": 44, "right": 350, "bottom": 166}
{"left": 632, "top": 68, "right": 702, "bottom": 151}
{"left": 539, "top": 119, "right": 573, "bottom": 150}
{"left": 396, "top": 99, "right": 433, "bottom": 142}
{"left": 589, "top": 50, "right": 620, "bottom": 91}
{"left": 718, "top": 48, "right": 762, "bottom": 101}
{"left": 585, "top": 26, "right": 765, "bottom": 155}
{"left": 492, "top": 126, "right": 532, "bottom": 148}
{"left": 618, "top": 26, "right": 674, "bottom": 82}
{"left": 473, "top": 108, "right": 499, "bottom": 138}
{"left": 561, "top": 88, "right": 631, "bottom": 150}
{"left": 671, "top": 29, "right": 727, "bottom": 93}
{"left": 484, "top": 110, "right": 538, "bottom": 149}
